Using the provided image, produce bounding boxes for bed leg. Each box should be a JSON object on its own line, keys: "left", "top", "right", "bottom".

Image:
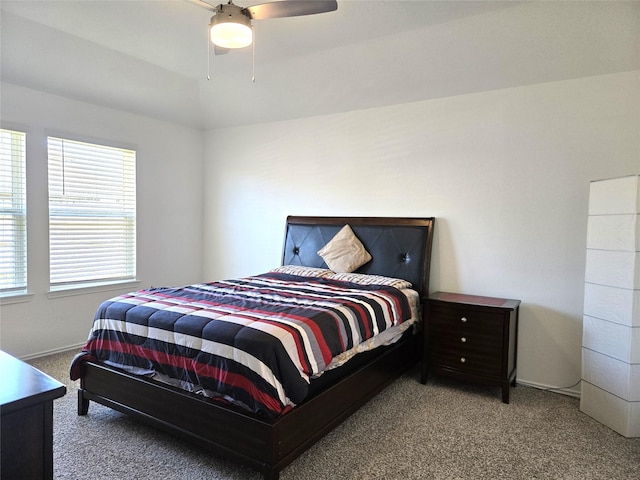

{"left": 78, "top": 389, "right": 89, "bottom": 415}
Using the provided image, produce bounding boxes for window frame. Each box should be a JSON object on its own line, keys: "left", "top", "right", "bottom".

{"left": 47, "top": 135, "right": 137, "bottom": 291}
{"left": 0, "top": 128, "right": 27, "bottom": 297}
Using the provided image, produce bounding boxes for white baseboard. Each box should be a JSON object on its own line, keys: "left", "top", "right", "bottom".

{"left": 517, "top": 378, "right": 581, "bottom": 399}
{"left": 18, "top": 349, "right": 583, "bottom": 402}
{"left": 20, "top": 342, "right": 86, "bottom": 361}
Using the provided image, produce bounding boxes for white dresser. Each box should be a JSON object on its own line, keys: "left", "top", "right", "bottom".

{"left": 582, "top": 175, "right": 640, "bottom": 437}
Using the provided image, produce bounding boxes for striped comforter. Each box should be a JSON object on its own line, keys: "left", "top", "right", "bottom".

{"left": 72, "top": 272, "right": 412, "bottom": 418}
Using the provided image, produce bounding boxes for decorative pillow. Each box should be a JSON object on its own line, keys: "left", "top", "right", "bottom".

{"left": 269, "top": 265, "right": 332, "bottom": 278}
{"left": 317, "top": 225, "right": 372, "bottom": 273}
{"left": 326, "top": 272, "right": 412, "bottom": 290}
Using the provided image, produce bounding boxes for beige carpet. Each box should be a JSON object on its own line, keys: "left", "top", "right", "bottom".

{"left": 30, "top": 350, "right": 640, "bottom": 480}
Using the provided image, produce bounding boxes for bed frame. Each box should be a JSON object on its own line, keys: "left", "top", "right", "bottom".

{"left": 77, "top": 216, "right": 435, "bottom": 480}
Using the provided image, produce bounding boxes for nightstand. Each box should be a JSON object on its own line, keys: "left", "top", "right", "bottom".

{"left": 421, "top": 292, "right": 520, "bottom": 403}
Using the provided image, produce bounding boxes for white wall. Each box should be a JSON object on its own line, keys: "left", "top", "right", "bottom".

{"left": 203, "top": 70, "right": 640, "bottom": 394}
{"left": 0, "top": 83, "right": 204, "bottom": 359}
{"left": 2, "top": 70, "right": 637, "bottom": 391}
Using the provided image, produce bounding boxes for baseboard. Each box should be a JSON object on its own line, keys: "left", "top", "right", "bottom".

{"left": 517, "top": 378, "right": 581, "bottom": 399}
{"left": 20, "top": 342, "right": 86, "bottom": 361}
{"left": 19, "top": 349, "right": 584, "bottom": 401}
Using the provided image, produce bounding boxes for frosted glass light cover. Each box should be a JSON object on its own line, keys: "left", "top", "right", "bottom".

{"left": 210, "top": 23, "right": 252, "bottom": 49}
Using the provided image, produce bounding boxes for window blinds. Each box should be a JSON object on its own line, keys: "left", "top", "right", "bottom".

{"left": 0, "top": 129, "right": 27, "bottom": 293}
{"left": 48, "top": 137, "right": 136, "bottom": 287}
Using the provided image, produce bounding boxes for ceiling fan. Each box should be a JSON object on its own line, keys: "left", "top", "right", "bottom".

{"left": 194, "top": 0, "right": 338, "bottom": 54}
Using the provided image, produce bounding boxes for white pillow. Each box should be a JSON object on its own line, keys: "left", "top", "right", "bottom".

{"left": 317, "top": 225, "right": 372, "bottom": 273}
{"left": 269, "top": 265, "right": 332, "bottom": 278}
{"left": 326, "top": 272, "right": 412, "bottom": 290}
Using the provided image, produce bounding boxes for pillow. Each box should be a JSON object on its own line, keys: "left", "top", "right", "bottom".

{"left": 317, "top": 225, "right": 372, "bottom": 273}
{"left": 269, "top": 265, "right": 332, "bottom": 278}
{"left": 326, "top": 272, "right": 412, "bottom": 290}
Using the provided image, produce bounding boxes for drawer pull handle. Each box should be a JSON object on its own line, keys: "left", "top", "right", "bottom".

{"left": 461, "top": 337, "right": 467, "bottom": 343}
{"left": 460, "top": 357, "right": 466, "bottom": 363}
{"left": 461, "top": 317, "right": 468, "bottom": 323}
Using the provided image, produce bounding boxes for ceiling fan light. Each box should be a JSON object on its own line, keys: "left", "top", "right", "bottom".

{"left": 210, "top": 13, "right": 253, "bottom": 49}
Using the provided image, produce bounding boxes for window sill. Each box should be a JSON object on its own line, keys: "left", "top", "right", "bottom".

{"left": 48, "top": 280, "right": 141, "bottom": 299}
{"left": 0, "top": 292, "right": 34, "bottom": 305}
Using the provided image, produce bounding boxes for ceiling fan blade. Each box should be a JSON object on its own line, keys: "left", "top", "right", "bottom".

{"left": 187, "top": 0, "right": 217, "bottom": 11}
{"left": 245, "top": 0, "right": 337, "bottom": 20}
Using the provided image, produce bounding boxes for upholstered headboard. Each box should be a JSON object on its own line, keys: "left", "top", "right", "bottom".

{"left": 282, "top": 216, "right": 435, "bottom": 299}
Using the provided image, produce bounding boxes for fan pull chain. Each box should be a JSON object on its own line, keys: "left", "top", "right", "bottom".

{"left": 251, "top": 29, "right": 256, "bottom": 83}
{"left": 207, "top": 26, "right": 211, "bottom": 80}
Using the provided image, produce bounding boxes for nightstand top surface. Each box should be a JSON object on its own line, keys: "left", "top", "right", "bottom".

{"left": 429, "top": 291, "right": 520, "bottom": 310}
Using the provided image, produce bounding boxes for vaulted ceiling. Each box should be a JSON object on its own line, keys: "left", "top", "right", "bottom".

{"left": 1, "top": 0, "right": 638, "bottom": 129}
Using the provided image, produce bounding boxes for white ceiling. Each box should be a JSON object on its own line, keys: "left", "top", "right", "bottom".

{"left": 1, "top": 0, "right": 638, "bottom": 130}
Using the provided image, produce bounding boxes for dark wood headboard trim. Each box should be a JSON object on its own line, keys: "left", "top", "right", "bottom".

{"left": 282, "top": 216, "right": 435, "bottom": 299}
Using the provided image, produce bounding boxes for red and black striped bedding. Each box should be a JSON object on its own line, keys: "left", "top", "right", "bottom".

{"left": 71, "top": 272, "right": 413, "bottom": 418}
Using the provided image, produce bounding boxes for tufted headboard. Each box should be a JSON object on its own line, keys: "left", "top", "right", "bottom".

{"left": 282, "top": 216, "right": 435, "bottom": 299}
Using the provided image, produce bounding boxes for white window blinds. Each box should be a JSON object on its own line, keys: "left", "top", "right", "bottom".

{"left": 48, "top": 137, "right": 136, "bottom": 288}
{"left": 0, "top": 129, "right": 27, "bottom": 293}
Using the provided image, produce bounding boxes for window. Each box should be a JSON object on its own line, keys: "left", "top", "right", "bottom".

{"left": 0, "top": 129, "right": 27, "bottom": 294}
{"left": 48, "top": 137, "right": 136, "bottom": 288}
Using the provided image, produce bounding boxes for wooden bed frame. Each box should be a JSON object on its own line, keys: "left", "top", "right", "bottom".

{"left": 77, "top": 216, "right": 435, "bottom": 480}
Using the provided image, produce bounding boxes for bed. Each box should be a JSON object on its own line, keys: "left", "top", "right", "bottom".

{"left": 72, "top": 216, "right": 435, "bottom": 479}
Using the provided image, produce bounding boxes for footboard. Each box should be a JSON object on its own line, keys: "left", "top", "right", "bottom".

{"left": 78, "top": 331, "right": 420, "bottom": 480}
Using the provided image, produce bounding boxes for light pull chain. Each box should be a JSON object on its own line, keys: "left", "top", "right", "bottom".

{"left": 207, "top": 26, "right": 211, "bottom": 80}
{"left": 252, "top": 28, "right": 256, "bottom": 83}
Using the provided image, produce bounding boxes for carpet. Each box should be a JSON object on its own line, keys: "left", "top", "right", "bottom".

{"left": 29, "top": 351, "right": 640, "bottom": 479}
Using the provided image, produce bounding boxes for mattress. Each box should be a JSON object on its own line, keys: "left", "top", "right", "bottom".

{"left": 71, "top": 271, "right": 418, "bottom": 417}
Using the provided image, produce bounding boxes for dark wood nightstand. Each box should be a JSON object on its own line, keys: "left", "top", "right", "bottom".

{"left": 0, "top": 350, "right": 66, "bottom": 479}
{"left": 421, "top": 292, "right": 520, "bottom": 403}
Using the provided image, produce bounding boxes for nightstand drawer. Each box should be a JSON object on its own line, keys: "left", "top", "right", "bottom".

{"left": 431, "top": 334, "right": 503, "bottom": 359}
{"left": 432, "top": 350, "right": 503, "bottom": 376}
{"left": 429, "top": 306, "right": 505, "bottom": 336}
